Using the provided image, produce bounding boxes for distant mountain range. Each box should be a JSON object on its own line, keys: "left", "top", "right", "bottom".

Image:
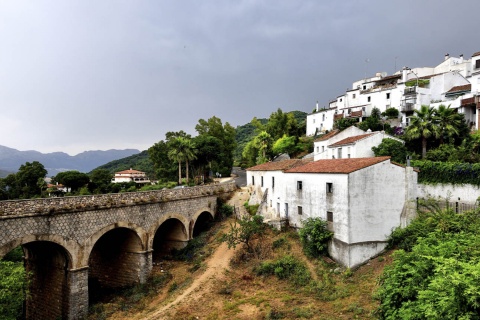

{"left": 0, "top": 145, "right": 140, "bottom": 177}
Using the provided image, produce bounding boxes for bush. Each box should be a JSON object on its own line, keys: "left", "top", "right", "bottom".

{"left": 376, "top": 208, "right": 480, "bottom": 319}
{"left": 298, "top": 218, "right": 333, "bottom": 258}
{"left": 256, "top": 255, "right": 311, "bottom": 286}
{"left": 0, "top": 261, "right": 28, "bottom": 320}
{"left": 221, "top": 215, "right": 266, "bottom": 253}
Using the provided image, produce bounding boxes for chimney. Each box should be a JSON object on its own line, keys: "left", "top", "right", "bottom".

{"left": 402, "top": 67, "right": 409, "bottom": 82}
{"left": 445, "top": 53, "right": 450, "bottom": 61}
{"left": 460, "top": 54, "right": 464, "bottom": 63}
{"left": 316, "top": 101, "right": 319, "bottom": 112}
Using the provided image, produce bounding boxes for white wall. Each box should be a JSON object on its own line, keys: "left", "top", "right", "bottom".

{"left": 306, "top": 108, "right": 336, "bottom": 136}
{"left": 313, "top": 126, "right": 365, "bottom": 160}
{"left": 417, "top": 183, "right": 480, "bottom": 204}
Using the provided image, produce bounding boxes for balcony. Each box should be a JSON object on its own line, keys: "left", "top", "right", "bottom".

{"left": 404, "top": 87, "right": 416, "bottom": 95}
{"left": 401, "top": 103, "right": 415, "bottom": 112}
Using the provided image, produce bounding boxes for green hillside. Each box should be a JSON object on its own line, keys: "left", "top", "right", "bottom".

{"left": 91, "top": 150, "right": 154, "bottom": 177}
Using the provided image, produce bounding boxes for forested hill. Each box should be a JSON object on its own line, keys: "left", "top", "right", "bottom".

{"left": 90, "top": 110, "right": 308, "bottom": 177}
{"left": 90, "top": 150, "right": 153, "bottom": 177}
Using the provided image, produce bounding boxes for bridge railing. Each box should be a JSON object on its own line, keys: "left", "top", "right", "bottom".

{"left": 0, "top": 181, "right": 236, "bottom": 218}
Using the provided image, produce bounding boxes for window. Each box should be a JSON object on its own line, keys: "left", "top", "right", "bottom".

{"left": 476, "top": 59, "right": 480, "bottom": 69}
{"left": 313, "top": 118, "right": 315, "bottom": 123}
{"left": 367, "top": 96, "right": 371, "bottom": 102}
{"left": 327, "top": 211, "right": 333, "bottom": 222}
{"left": 322, "top": 146, "right": 325, "bottom": 152}
{"left": 339, "top": 98, "right": 342, "bottom": 102}
{"left": 338, "top": 148, "right": 342, "bottom": 159}
{"left": 261, "top": 176, "right": 264, "bottom": 187}
{"left": 322, "top": 114, "right": 325, "bottom": 121}
{"left": 270, "top": 200, "right": 272, "bottom": 207}
{"left": 252, "top": 176, "right": 255, "bottom": 185}
{"left": 316, "top": 146, "right": 319, "bottom": 153}
{"left": 386, "top": 93, "right": 390, "bottom": 99}
{"left": 297, "top": 181, "right": 303, "bottom": 190}
{"left": 353, "top": 93, "right": 356, "bottom": 99}
{"left": 298, "top": 206, "right": 303, "bottom": 215}
{"left": 326, "top": 183, "right": 333, "bottom": 193}
{"left": 363, "top": 85, "right": 366, "bottom": 90}
{"left": 347, "top": 147, "right": 351, "bottom": 158}
{"left": 272, "top": 177, "right": 275, "bottom": 189}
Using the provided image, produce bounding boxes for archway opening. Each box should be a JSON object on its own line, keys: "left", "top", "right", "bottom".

{"left": 192, "top": 211, "right": 214, "bottom": 238}
{"left": 88, "top": 227, "right": 143, "bottom": 304}
{"left": 21, "top": 241, "right": 71, "bottom": 320}
{"left": 152, "top": 218, "right": 188, "bottom": 261}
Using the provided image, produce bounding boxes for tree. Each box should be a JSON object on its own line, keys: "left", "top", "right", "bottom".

{"left": 168, "top": 136, "right": 197, "bottom": 185}
{"left": 434, "top": 104, "right": 463, "bottom": 145}
{"left": 220, "top": 215, "right": 266, "bottom": 253}
{"left": 254, "top": 131, "right": 272, "bottom": 163}
{"left": 299, "top": 217, "right": 333, "bottom": 258}
{"left": 16, "top": 161, "right": 47, "bottom": 198}
{"left": 272, "top": 134, "right": 297, "bottom": 157}
{"left": 372, "top": 138, "right": 408, "bottom": 164}
{"left": 405, "top": 105, "right": 439, "bottom": 159}
{"left": 55, "top": 171, "right": 90, "bottom": 193}
{"left": 89, "top": 168, "right": 113, "bottom": 193}
{"left": 195, "top": 116, "right": 236, "bottom": 176}
{"left": 192, "top": 135, "right": 222, "bottom": 181}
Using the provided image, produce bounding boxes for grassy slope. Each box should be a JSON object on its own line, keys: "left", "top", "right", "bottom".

{"left": 89, "top": 218, "right": 389, "bottom": 320}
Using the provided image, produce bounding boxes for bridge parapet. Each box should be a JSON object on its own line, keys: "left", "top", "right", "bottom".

{"left": 0, "top": 181, "right": 236, "bottom": 218}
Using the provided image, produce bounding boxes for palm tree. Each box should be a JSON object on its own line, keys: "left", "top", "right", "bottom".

{"left": 168, "top": 137, "right": 197, "bottom": 185}
{"left": 435, "top": 104, "right": 463, "bottom": 144}
{"left": 405, "top": 105, "right": 439, "bottom": 159}
{"left": 254, "top": 131, "right": 272, "bottom": 164}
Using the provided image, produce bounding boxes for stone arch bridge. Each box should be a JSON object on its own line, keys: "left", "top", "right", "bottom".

{"left": 0, "top": 182, "right": 236, "bottom": 320}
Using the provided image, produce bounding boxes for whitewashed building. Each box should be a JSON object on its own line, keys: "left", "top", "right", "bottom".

{"left": 306, "top": 51, "right": 480, "bottom": 135}
{"left": 112, "top": 168, "right": 151, "bottom": 184}
{"left": 247, "top": 157, "right": 417, "bottom": 268}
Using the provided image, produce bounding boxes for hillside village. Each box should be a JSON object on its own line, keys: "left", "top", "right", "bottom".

{"left": 306, "top": 51, "right": 480, "bottom": 135}
{"left": 243, "top": 50, "right": 480, "bottom": 268}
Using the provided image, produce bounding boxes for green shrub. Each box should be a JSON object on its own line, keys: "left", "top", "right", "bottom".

{"left": 256, "top": 255, "right": 311, "bottom": 286}
{"left": 298, "top": 218, "right": 333, "bottom": 258}
{"left": 376, "top": 208, "right": 480, "bottom": 319}
{"left": 411, "top": 160, "right": 480, "bottom": 186}
{"left": 0, "top": 261, "right": 29, "bottom": 320}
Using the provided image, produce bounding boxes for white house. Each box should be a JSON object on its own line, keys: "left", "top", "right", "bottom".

{"left": 306, "top": 50, "right": 480, "bottom": 135}
{"left": 247, "top": 157, "right": 417, "bottom": 268}
{"left": 112, "top": 168, "right": 151, "bottom": 184}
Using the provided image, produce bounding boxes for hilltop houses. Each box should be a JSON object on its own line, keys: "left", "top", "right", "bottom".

{"left": 247, "top": 157, "right": 417, "bottom": 268}
{"left": 307, "top": 51, "right": 480, "bottom": 135}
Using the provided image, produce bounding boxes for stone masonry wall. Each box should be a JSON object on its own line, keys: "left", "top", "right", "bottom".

{"left": 0, "top": 182, "right": 236, "bottom": 217}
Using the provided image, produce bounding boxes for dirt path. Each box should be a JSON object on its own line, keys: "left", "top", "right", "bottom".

{"left": 138, "top": 187, "right": 251, "bottom": 320}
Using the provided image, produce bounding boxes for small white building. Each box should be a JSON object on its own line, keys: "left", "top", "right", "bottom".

{"left": 247, "top": 157, "right": 417, "bottom": 268}
{"left": 112, "top": 168, "right": 151, "bottom": 184}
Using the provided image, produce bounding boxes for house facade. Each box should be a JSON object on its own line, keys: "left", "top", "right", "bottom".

{"left": 112, "top": 168, "right": 151, "bottom": 184}
{"left": 247, "top": 157, "right": 417, "bottom": 268}
{"left": 307, "top": 50, "right": 480, "bottom": 135}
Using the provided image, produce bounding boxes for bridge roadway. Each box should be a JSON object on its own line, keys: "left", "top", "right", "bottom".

{"left": 0, "top": 181, "right": 236, "bottom": 320}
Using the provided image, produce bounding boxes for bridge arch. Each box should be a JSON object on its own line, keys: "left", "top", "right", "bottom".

{"left": 82, "top": 221, "right": 147, "bottom": 266}
{"left": 191, "top": 208, "right": 215, "bottom": 238}
{"left": 0, "top": 234, "right": 78, "bottom": 267}
{"left": 86, "top": 223, "right": 149, "bottom": 302}
{"left": 149, "top": 213, "right": 190, "bottom": 260}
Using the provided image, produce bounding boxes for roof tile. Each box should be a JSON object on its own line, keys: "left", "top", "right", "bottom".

{"left": 328, "top": 133, "right": 374, "bottom": 147}
{"left": 247, "top": 159, "right": 312, "bottom": 172}
{"left": 285, "top": 156, "right": 391, "bottom": 174}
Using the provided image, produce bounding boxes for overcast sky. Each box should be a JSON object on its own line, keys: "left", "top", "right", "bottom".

{"left": 0, "top": 1, "right": 478, "bottom": 155}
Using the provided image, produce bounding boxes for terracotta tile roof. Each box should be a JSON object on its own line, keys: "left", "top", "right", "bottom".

{"left": 314, "top": 129, "right": 339, "bottom": 142}
{"left": 348, "top": 110, "right": 363, "bottom": 118}
{"left": 285, "top": 156, "right": 391, "bottom": 174}
{"left": 247, "top": 159, "right": 312, "bottom": 172}
{"left": 328, "top": 133, "right": 374, "bottom": 147}
{"left": 446, "top": 84, "right": 471, "bottom": 93}
{"left": 334, "top": 114, "right": 343, "bottom": 120}
{"left": 473, "top": 51, "right": 480, "bottom": 58}
{"left": 462, "top": 97, "right": 475, "bottom": 106}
